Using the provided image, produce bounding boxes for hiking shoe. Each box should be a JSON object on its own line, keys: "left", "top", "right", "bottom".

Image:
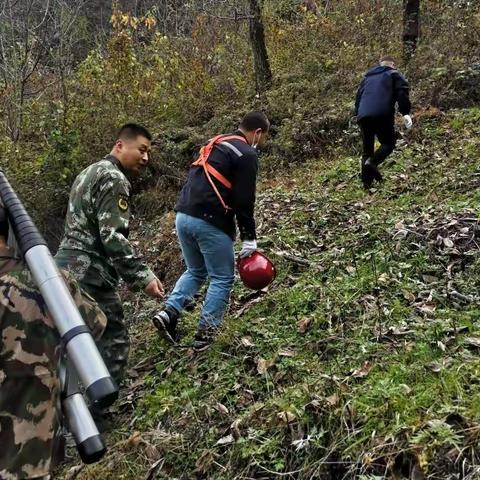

{"left": 361, "top": 158, "right": 373, "bottom": 189}
{"left": 152, "top": 306, "right": 179, "bottom": 344}
{"left": 365, "top": 158, "right": 383, "bottom": 183}
{"left": 193, "top": 327, "right": 217, "bottom": 351}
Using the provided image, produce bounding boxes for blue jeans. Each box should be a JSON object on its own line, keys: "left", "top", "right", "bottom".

{"left": 166, "top": 213, "right": 235, "bottom": 329}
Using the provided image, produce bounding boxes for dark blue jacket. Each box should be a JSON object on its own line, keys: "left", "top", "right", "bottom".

{"left": 175, "top": 130, "right": 257, "bottom": 241}
{"left": 355, "top": 66, "right": 411, "bottom": 120}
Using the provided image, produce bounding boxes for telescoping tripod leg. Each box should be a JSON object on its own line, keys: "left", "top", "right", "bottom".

{"left": 60, "top": 357, "right": 107, "bottom": 464}
{"left": 0, "top": 169, "right": 116, "bottom": 465}
{"left": 0, "top": 169, "right": 118, "bottom": 408}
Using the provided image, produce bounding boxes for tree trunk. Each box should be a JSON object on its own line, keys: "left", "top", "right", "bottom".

{"left": 403, "top": 0, "right": 420, "bottom": 63}
{"left": 248, "top": 0, "right": 272, "bottom": 93}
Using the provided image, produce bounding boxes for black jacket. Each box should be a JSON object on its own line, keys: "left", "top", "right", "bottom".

{"left": 355, "top": 66, "right": 411, "bottom": 120}
{"left": 175, "top": 130, "right": 257, "bottom": 241}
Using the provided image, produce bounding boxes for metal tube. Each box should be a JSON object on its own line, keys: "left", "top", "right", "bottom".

{"left": 25, "top": 246, "right": 113, "bottom": 400}
{"left": 0, "top": 170, "right": 117, "bottom": 408}
{"left": 0, "top": 169, "right": 115, "bottom": 465}
{"left": 63, "top": 393, "right": 107, "bottom": 464}
{"left": 63, "top": 393, "right": 100, "bottom": 444}
{"left": 25, "top": 246, "right": 85, "bottom": 335}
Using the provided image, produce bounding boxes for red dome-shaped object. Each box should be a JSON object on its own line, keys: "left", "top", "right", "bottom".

{"left": 237, "top": 251, "right": 276, "bottom": 290}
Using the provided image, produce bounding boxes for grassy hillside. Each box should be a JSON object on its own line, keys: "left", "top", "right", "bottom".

{"left": 2, "top": 1, "right": 480, "bottom": 478}
{"left": 59, "top": 106, "right": 480, "bottom": 480}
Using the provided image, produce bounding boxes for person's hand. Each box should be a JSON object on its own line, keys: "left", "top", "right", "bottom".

{"left": 403, "top": 114, "right": 413, "bottom": 129}
{"left": 144, "top": 278, "right": 164, "bottom": 299}
{"left": 239, "top": 240, "right": 257, "bottom": 259}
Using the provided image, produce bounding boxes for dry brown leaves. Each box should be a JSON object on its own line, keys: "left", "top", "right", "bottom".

{"left": 256, "top": 357, "right": 276, "bottom": 375}
{"left": 350, "top": 361, "right": 372, "bottom": 379}
{"left": 298, "top": 317, "right": 313, "bottom": 333}
{"left": 393, "top": 211, "right": 480, "bottom": 259}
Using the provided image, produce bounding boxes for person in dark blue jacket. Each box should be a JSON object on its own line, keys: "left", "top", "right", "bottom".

{"left": 153, "top": 111, "right": 269, "bottom": 349}
{"left": 355, "top": 55, "right": 412, "bottom": 188}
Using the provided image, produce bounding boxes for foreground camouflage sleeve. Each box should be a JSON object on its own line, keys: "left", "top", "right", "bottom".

{"left": 95, "top": 172, "right": 155, "bottom": 291}
{"left": 62, "top": 271, "right": 107, "bottom": 340}
{"left": 0, "top": 272, "right": 59, "bottom": 480}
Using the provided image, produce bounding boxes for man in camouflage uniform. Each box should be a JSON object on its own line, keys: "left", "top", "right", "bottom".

{"left": 0, "top": 210, "right": 107, "bottom": 479}
{"left": 55, "top": 123, "right": 164, "bottom": 388}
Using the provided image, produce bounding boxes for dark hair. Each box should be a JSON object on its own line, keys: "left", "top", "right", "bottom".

{"left": 380, "top": 55, "right": 396, "bottom": 64}
{"left": 117, "top": 123, "right": 152, "bottom": 141}
{"left": 239, "top": 111, "right": 270, "bottom": 132}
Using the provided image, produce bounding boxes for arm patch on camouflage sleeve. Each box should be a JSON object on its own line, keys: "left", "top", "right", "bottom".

{"left": 118, "top": 195, "right": 129, "bottom": 212}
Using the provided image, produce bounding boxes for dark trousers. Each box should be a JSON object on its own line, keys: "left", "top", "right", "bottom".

{"left": 55, "top": 253, "right": 129, "bottom": 388}
{"left": 358, "top": 116, "right": 396, "bottom": 166}
{"left": 80, "top": 284, "right": 129, "bottom": 388}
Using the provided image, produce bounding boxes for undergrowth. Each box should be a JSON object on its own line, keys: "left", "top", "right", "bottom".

{"left": 65, "top": 108, "right": 480, "bottom": 480}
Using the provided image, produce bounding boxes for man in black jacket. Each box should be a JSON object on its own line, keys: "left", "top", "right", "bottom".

{"left": 355, "top": 55, "right": 412, "bottom": 188}
{"left": 153, "top": 111, "right": 269, "bottom": 349}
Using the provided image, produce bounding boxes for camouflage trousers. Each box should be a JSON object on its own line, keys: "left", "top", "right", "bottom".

{"left": 79, "top": 284, "right": 129, "bottom": 388}
{"left": 0, "top": 364, "right": 58, "bottom": 480}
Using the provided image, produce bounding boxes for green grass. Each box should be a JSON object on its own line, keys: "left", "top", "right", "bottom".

{"left": 70, "top": 108, "right": 480, "bottom": 479}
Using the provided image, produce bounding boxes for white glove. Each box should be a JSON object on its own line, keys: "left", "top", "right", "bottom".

{"left": 239, "top": 239, "right": 257, "bottom": 259}
{"left": 403, "top": 114, "right": 413, "bottom": 129}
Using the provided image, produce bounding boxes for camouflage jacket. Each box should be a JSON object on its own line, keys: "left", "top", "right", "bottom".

{"left": 56, "top": 155, "right": 155, "bottom": 291}
{"left": 0, "top": 245, "right": 106, "bottom": 480}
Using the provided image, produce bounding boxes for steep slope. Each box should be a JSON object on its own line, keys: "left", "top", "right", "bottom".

{"left": 64, "top": 107, "right": 480, "bottom": 480}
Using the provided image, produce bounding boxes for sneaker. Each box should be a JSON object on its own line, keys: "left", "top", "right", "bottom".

{"left": 193, "top": 327, "right": 217, "bottom": 351}
{"left": 152, "top": 306, "right": 179, "bottom": 344}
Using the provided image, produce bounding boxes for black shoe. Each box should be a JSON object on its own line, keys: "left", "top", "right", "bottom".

{"left": 193, "top": 327, "right": 217, "bottom": 351}
{"left": 361, "top": 158, "right": 373, "bottom": 189}
{"left": 362, "top": 159, "right": 379, "bottom": 188}
{"left": 153, "top": 306, "right": 179, "bottom": 344}
{"left": 365, "top": 158, "right": 383, "bottom": 183}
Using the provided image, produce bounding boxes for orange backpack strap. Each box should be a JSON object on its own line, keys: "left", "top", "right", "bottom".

{"left": 192, "top": 134, "right": 248, "bottom": 211}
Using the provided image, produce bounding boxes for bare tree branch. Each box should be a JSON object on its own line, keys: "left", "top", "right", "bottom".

{"left": 0, "top": 0, "right": 84, "bottom": 140}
